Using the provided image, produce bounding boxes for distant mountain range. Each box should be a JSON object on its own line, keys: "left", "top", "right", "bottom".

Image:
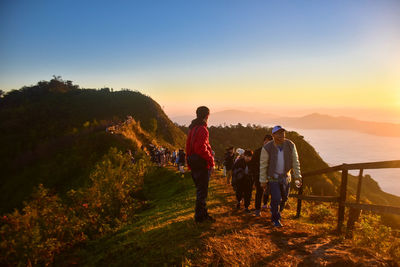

{"left": 172, "top": 110, "right": 400, "bottom": 137}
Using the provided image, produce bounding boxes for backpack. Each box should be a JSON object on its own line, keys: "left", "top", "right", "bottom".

{"left": 232, "top": 167, "right": 245, "bottom": 187}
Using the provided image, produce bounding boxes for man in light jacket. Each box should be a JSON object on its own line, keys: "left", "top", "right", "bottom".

{"left": 260, "top": 126, "right": 302, "bottom": 227}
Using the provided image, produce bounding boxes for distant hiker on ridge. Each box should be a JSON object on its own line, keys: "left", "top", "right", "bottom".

{"left": 186, "top": 106, "right": 215, "bottom": 223}
{"left": 232, "top": 149, "right": 254, "bottom": 213}
{"left": 223, "top": 146, "right": 235, "bottom": 185}
{"left": 178, "top": 149, "right": 186, "bottom": 174}
{"left": 260, "top": 126, "right": 302, "bottom": 227}
{"left": 235, "top": 148, "right": 245, "bottom": 163}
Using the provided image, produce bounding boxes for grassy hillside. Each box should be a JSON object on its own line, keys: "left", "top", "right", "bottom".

{"left": 0, "top": 77, "right": 186, "bottom": 213}
{"left": 55, "top": 167, "right": 399, "bottom": 266}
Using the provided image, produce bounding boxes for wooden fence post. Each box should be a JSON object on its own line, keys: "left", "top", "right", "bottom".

{"left": 337, "top": 167, "right": 348, "bottom": 233}
{"left": 346, "top": 169, "right": 363, "bottom": 238}
{"left": 295, "top": 185, "right": 303, "bottom": 218}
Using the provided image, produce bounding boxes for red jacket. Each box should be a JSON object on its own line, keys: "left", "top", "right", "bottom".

{"left": 186, "top": 124, "right": 214, "bottom": 169}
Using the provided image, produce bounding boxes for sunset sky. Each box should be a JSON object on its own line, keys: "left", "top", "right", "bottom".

{"left": 1, "top": 0, "right": 399, "bottom": 122}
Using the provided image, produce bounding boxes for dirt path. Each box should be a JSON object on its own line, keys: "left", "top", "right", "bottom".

{"left": 194, "top": 170, "right": 396, "bottom": 266}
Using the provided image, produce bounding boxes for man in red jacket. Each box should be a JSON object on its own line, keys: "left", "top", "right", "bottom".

{"left": 186, "top": 106, "right": 215, "bottom": 223}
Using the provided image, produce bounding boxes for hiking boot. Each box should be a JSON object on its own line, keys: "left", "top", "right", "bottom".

{"left": 272, "top": 220, "right": 283, "bottom": 227}
{"left": 195, "top": 215, "right": 215, "bottom": 223}
{"left": 194, "top": 217, "right": 205, "bottom": 223}
{"left": 205, "top": 214, "right": 216, "bottom": 222}
{"left": 280, "top": 202, "right": 289, "bottom": 212}
{"left": 254, "top": 209, "right": 261, "bottom": 217}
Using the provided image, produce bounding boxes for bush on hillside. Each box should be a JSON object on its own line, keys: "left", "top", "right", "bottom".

{"left": 308, "top": 204, "right": 334, "bottom": 223}
{"left": 0, "top": 185, "right": 84, "bottom": 266}
{"left": 0, "top": 148, "right": 150, "bottom": 266}
{"left": 353, "top": 213, "right": 400, "bottom": 263}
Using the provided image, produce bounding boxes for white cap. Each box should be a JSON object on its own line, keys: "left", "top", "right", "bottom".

{"left": 236, "top": 148, "right": 245, "bottom": 155}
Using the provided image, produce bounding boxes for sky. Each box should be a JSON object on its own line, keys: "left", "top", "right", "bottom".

{"left": 1, "top": 0, "right": 400, "bottom": 122}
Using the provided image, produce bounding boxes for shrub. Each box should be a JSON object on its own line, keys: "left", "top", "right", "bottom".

{"left": 388, "top": 239, "right": 400, "bottom": 263}
{"left": 308, "top": 204, "right": 333, "bottom": 223}
{"left": 353, "top": 214, "right": 400, "bottom": 263}
{"left": 0, "top": 185, "right": 86, "bottom": 266}
{"left": 68, "top": 148, "right": 148, "bottom": 237}
{"left": 0, "top": 148, "right": 150, "bottom": 266}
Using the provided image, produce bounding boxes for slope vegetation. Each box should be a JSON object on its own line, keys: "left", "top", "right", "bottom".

{"left": 57, "top": 167, "right": 398, "bottom": 266}
{"left": 0, "top": 78, "right": 186, "bottom": 213}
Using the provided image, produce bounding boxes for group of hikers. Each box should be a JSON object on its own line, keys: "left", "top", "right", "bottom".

{"left": 223, "top": 140, "right": 272, "bottom": 217}
{"left": 105, "top": 115, "right": 188, "bottom": 173}
{"left": 186, "top": 106, "right": 302, "bottom": 227}
{"left": 148, "top": 145, "right": 187, "bottom": 173}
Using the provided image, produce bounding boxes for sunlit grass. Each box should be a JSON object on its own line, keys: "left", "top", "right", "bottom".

{"left": 56, "top": 167, "right": 400, "bottom": 266}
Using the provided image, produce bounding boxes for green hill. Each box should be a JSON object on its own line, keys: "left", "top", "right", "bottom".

{"left": 0, "top": 77, "right": 186, "bottom": 213}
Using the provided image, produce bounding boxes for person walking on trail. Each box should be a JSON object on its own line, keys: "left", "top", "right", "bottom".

{"left": 223, "top": 146, "right": 235, "bottom": 184}
{"left": 172, "top": 150, "right": 177, "bottom": 166}
{"left": 260, "top": 126, "right": 302, "bottom": 227}
{"left": 178, "top": 149, "right": 186, "bottom": 174}
{"left": 250, "top": 134, "right": 273, "bottom": 217}
{"left": 232, "top": 150, "right": 254, "bottom": 213}
{"left": 235, "top": 148, "right": 245, "bottom": 163}
{"left": 186, "top": 106, "right": 215, "bottom": 223}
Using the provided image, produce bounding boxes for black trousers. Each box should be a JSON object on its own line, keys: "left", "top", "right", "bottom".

{"left": 254, "top": 176, "right": 270, "bottom": 210}
{"left": 235, "top": 176, "right": 253, "bottom": 209}
{"left": 191, "top": 168, "right": 210, "bottom": 220}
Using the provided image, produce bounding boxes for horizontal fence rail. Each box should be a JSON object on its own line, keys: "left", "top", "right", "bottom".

{"left": 291, "top": 160, "right": 400, "bottom": 234}
{"left": 344, "top": 203, "right": 400, "bottom": 216}
{"left": 301, "top": 160, "right": 400, "bottom": 177}
{"left": 289, "top": 194, "right": 340, "bottom": 203}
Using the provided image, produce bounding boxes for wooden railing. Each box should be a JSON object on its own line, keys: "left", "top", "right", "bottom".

{"left": 290, "top": 160, "right": 400, "bottom": 235}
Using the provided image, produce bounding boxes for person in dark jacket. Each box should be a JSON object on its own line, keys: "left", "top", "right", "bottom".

{"left": 232, "top": 150, "right": 253, "bottom": 213}
{"left": 223, "top": 147, "right": 235, "bottom": 184}
{"left": 186, "top": 106, "right": 215, "bottom": 223}
{"left": 250, "top": 134, "right": 273, "bottom": 217}
{"left": 178, "top": 149, "right": 186, "bottom": 173}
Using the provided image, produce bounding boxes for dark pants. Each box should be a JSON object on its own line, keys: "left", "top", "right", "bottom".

{"left": 225, "top": 168, "right": 232, "bottom": 184}
{"left": 191, "top": 168, "right": 211, "bottom": 221}
{"left": 235, "top": 176, "right": 252, "bottom": 209}
{"left": 264, "top": 185, "right": 270, "bottom": 206}
{"left": 280, "top": 182, "right": 290, "bottom": 210}
{"left": 254, "top": 177, "right": 270, "bottom": 210}
{"left": 269, "top": 181, "right": 290, "bottom": 223}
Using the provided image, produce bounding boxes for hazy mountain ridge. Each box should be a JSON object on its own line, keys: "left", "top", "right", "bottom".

{"left": 280, "top": 113, "right": 400, "bottom": 137}
{"left": 173, "top": 110, "right": 400, "bottom": 137}
{"left": 173, "top": 109, "right": 278, "bottom": 126}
